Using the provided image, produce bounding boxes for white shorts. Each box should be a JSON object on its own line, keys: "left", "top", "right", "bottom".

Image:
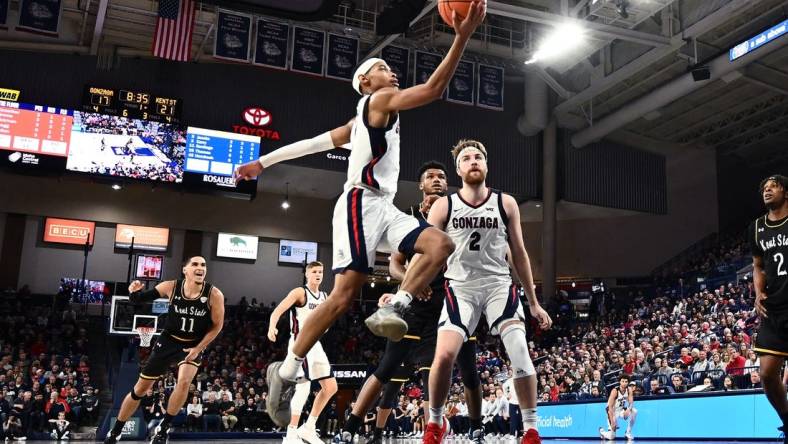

{"left": 438, "top": 276, "right": 524, "bottom": 340}
{"left": 288, "top": 337, "right": 332, "bottom": 381}
{"left": 332, "top": 187, "right": 427, "bottom": 273}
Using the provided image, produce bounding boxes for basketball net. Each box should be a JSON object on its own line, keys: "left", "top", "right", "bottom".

{"left": 136, "top": 327, "right": 156, "bottom": 348}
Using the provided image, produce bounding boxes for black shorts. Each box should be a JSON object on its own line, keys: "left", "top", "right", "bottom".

{"left": 754, "top": 311, "right": 788, "bottom": 357}
{"left": 140, "top": 333, "right": 203, "bottom": 380}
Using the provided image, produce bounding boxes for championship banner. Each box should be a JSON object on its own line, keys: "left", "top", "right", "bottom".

{"left": 18, "top": 0, "right": 63, "bottom": 35}
{"left": 325, "top": 33, "right": 358, "bottom": 81}
{"left": 0, "top": 0, "right": 9, "bottom": 28}
{"left": 214, "top": 9, "right": 252, "bottom": 62}
{"left": 415, "top": 50, "right": 444, "bottom": 98}
{"left": 477, "top": 64, "right": 504, "bottom": 111}
{"left": 291, "top": 26, "right": 325, "bottom": 76}
{"left": 253, "top": 19, "right": 289, "bottom": 70}
{"left": 447, "top": 60, "right": 475, "bottom": 105}
{"left": 381, "top": 45, "right": 410, "bottom": 88}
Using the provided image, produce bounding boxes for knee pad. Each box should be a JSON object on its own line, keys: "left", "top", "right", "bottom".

{"left": 130, "top": 390, "right": 144, "bottom": 401}
{"left": 290, "top": 381, "right": 311, "bottom": 414}
{"left": 500, "top": 323, "right": 535, "bottom": 378}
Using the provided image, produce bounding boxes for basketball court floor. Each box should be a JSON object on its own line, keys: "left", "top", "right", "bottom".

{"left": 113, "top": 439, "right": 782, "bottom": 443}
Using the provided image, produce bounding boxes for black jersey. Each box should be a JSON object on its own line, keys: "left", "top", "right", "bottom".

{"left": 749, "top": 214, "right": 788, "bottom": 312}
{"left": 406, "top": 204, "right": 445, "bottom": 317}
{"left": 163, "top": 279, "right": 214, "bottom": 341}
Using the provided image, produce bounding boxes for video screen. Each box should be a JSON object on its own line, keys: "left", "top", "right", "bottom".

{"left": 67, "top": 111, "right": 186, "bottom": 182}
{"left": 0, "top": 101, "right": 73, "bottom": 173}
{"left": 182, "top": 127, "right": 260, "bottom": 197}
{"left": 57, "top": 278, "right": 109, "bottom": 303}
{"left": 135, "top": 254, "right": 163, "bottom": 280}
{"left": 278, "top": 239, "right": 318, "bottom": 264}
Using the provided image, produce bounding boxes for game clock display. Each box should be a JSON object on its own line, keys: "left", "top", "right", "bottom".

{"left": 82, "top": 86, "right": 182, "bottom": 123}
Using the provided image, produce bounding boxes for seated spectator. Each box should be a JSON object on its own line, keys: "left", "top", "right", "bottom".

{"left": 48, "top": 411, "right": 70, "bottom": 441}
{"left": 649, "top": 379, "right": 671, "bottom": 396}
{"left": 670, "top": 375, "right": 686, "bottom": 393}
{"left": 186, "top": 396, "right": 203, "bottom": 432}
{"left": 744, "top": 350, "right": 760, "bottom": 370}
{"left": 202, "top": 393, "right": 221, "bottom": 432}
{"left": 726, "top": 347, "right": 747, "bottom": 376}
{"left": 219, "top": 393, "right": 237, "bottom": 431}
{"left": 81, "top": 387, "right": 99, "bottom": 426}
{"left": 3, "top": 413, "right": 23, "bottom": 440}
{"left": 746, "top": 371, "right": 762, "bottom": 389}
{"left": 722, "top": 376, "right": 737, "bottom": 392}
{"left": 239, "top": 397, "right": 259, "bottom": 432}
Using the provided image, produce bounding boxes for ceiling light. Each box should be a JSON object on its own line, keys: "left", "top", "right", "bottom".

{"left": 281, "top": 182, "right": 290, "bottom": 210}
{"left": 571, "top": 282, "right": 576, "bottom": 288}
{"left": 370, "top": 281, "right": 376, "bottom": 288}
{"left": 111, "top": 184, "right": 122, "bottom": 190}
{"left": 526, "top": 21, "right": 586, "bottom": 65}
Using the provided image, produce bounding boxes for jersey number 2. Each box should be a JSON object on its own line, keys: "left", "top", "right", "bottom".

{"left": 469, "top": 232, "right": 481, "bottom": 251}
{"left": 180, "top": 317, "right": 195, "bottom": 333}
{"left": 775, "top": 252, "right": 788, "bottom": 276}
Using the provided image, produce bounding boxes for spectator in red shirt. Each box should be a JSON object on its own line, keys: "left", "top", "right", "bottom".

{"left": 726, "top": 347, "right": 747, "bottom": 376}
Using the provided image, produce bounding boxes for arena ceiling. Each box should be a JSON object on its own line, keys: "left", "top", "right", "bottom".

{"left": 1, "top": 0, "right": 786, "bottom": 202}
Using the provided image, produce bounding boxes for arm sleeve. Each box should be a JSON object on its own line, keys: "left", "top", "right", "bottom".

{"left": 129, "top": 288, "right": 161, "bottom": 304}
{"left": 748, "top": 220, "right": 762, "bottom": 257}
{"left": 258, "top": 132, "right": 336, "bottom": 168}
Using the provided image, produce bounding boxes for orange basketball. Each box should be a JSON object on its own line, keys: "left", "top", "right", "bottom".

{"left": 438, "top": 0, "right": 474, "bottom": 26}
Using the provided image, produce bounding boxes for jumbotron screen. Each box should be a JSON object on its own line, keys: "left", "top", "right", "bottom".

{"left": 66, "top": 111, "right": 186, "bottom": 183}
{"left": 0, "top": 101, "right": 73, "bottom": 173}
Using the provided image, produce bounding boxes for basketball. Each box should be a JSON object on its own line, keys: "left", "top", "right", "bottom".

{"left": 438, "top": 0, "right": 474, "bottom": 26}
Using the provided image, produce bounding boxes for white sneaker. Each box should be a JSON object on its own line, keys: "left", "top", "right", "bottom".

{"left": 297, "top": 425, "right": 324, "bottom": 444}
{"left": 283, "top": 434, "right": 305, "bottom": 444}
{"left": 625, "top": 431, "right": 634, "bottom": 441}
{"left": 598, "top": 428, "right": 614, "bottom": 440}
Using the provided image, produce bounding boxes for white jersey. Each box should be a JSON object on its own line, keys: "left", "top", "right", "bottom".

{"left": 444, "top": 189, "right": 511, "bottom": 282}
{"left": 344, "top": 94, "right": 401, "bottom": 200}
{"left": 613, "top": 387, "right": 630, "bottom": 412}
{"left": 289, "top": 286, "right": 327, "bottom": 338}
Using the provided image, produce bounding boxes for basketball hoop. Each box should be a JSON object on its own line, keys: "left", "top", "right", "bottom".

{"left": 136, "top": 327, "right": 156, "bottom": 347}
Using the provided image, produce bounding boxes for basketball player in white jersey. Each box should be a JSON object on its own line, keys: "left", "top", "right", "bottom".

{"left": 234, "top": 1, "right": 487, "bottom": 392}
{"left": 599, "top": 375, "right": 637, "bottom": 440}
{"left": 267, "top": 262, "right": 338, "bottom": 444}
{"left": 422, "top": 140, "right": 552, "bottom": 444}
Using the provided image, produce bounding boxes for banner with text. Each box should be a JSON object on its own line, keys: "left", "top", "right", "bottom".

{"left": 291, "top": 27, "right": 325, "bottom": 76}
{"left": 415, "top": 51, "right": 444, "bottom": 99}
{"left": 447, "top": 60, "right": 475, "bottom": 105}
{"left": 381, "top": 45, "right": 410, "bottom": 88}
{"left": 18, "top": 0, "right": 62, "bottom": 35}
{"left": 325, "top": 34, "right": 358, "bottom": 81}
{"left": 477, "top": 64, "right": 504, "bottom": 110}
{"left": 214, "top": 9, "right": 252, "bottom": 62}
{"left": 253, "top": 19, "right": 289, "bottom": 69}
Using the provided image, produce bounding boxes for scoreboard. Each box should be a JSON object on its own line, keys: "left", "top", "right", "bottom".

{"left": 182, "top": 127, "right": 261, "bottom": 198}
{"left": 82, "top": 86, "right": 182, "bottom": 123}
{"left": 0, "top": 101, "right": 73, "bottom": 172}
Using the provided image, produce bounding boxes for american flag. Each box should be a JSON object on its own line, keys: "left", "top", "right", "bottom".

{"left": 152, "top": 0, "right": 196, "bottom": 61}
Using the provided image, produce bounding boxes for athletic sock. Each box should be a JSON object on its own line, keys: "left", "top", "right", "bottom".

{"left": 469, "top": 417, "right": 483, "bottom": 431}
{"left": 429, "top": 406, "right": 445, "bottom": 425}
{"left": 345, "top": 413, "right": 362, "bottom": 436}
{"left": 159, "top": 413, "right": 174, "bottom": 431}
{"left": 390, "top": 290, "right": 413, "bottom": 307}
{"left": 110, "top": 419, "right": 126, "bottom": 436}
{"left": 305, "top": 415, "right": 318, "bottom": 429}
{"left": 287, "top": 425, "right": 298, "bottom": 437}
{"left": 280, "top": 353, "right": 304, "bottom": 380}
{"left": 522, "top": 408, "right": 538, "bottom": 431}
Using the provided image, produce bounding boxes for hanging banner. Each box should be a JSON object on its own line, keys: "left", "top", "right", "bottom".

{"left": 291, "top": 26, "right": 325, "bottom": 76}
{"left": 214, "top": 9, "right": 252, "bottom": 63}
{"left": 253, "top": 18, "right": 289, "bottom": 69}
{"left": 477, "top": 64, "right": 504, "bottom": 111}
{"left": 325, "top": 34, "right": 358, "bottom": 81}
{"left": 381, "top": 45, "right": 410, "bottom": 88}
{"left": 415, "top": 51, "right": 444, "bottom": 98}
{"left": 447, "top": 60, "right": 475, "bottom": 105}
{"left": 17, "top": 0, "right": 62, "bottom": 35}
{"left": 0, "top": 0, "right": 9, "bottom": 28}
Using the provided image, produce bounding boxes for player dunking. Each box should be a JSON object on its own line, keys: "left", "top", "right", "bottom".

{"left": 267, "top": 262, "right": 338, "bottom": 444}
{"left": 599, "top": 375, "right": 637, "bottom": 440}
{"left": 751, "top": 175, "right": 788, "bottom": 443}
{"left": 424, "top": 140, "right": 552, "bottom": 444}
{"left": 104, "top": 256, "right": 225, "bottom": 444}
{"left": 234, "top": 1, "right": 486, "bottom": 393}
{"left": 335, "top": 162, "right": 484, "bottom": 444}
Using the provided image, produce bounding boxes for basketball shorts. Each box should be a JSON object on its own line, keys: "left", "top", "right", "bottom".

{"left": 332, "top": 187, "right": 428, "bottom": 274}
{"left": 289, "top": 337, "right": 332, "bottom": 381}
{"left": 754, "top": 310, "right": 788, "bottom": 357}
{"left": 140, "top": 333, "right": 203, "bottom": 380}
{"left": 438, "top": 276, "right": 523, "bottom": 339}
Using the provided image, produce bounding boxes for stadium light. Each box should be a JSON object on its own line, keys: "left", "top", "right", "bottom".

{"left": 111, "top": 184, "right": 122, "bottom": 190}
{"left": 525, "top": 21, "right": 586, "bottom": 65}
